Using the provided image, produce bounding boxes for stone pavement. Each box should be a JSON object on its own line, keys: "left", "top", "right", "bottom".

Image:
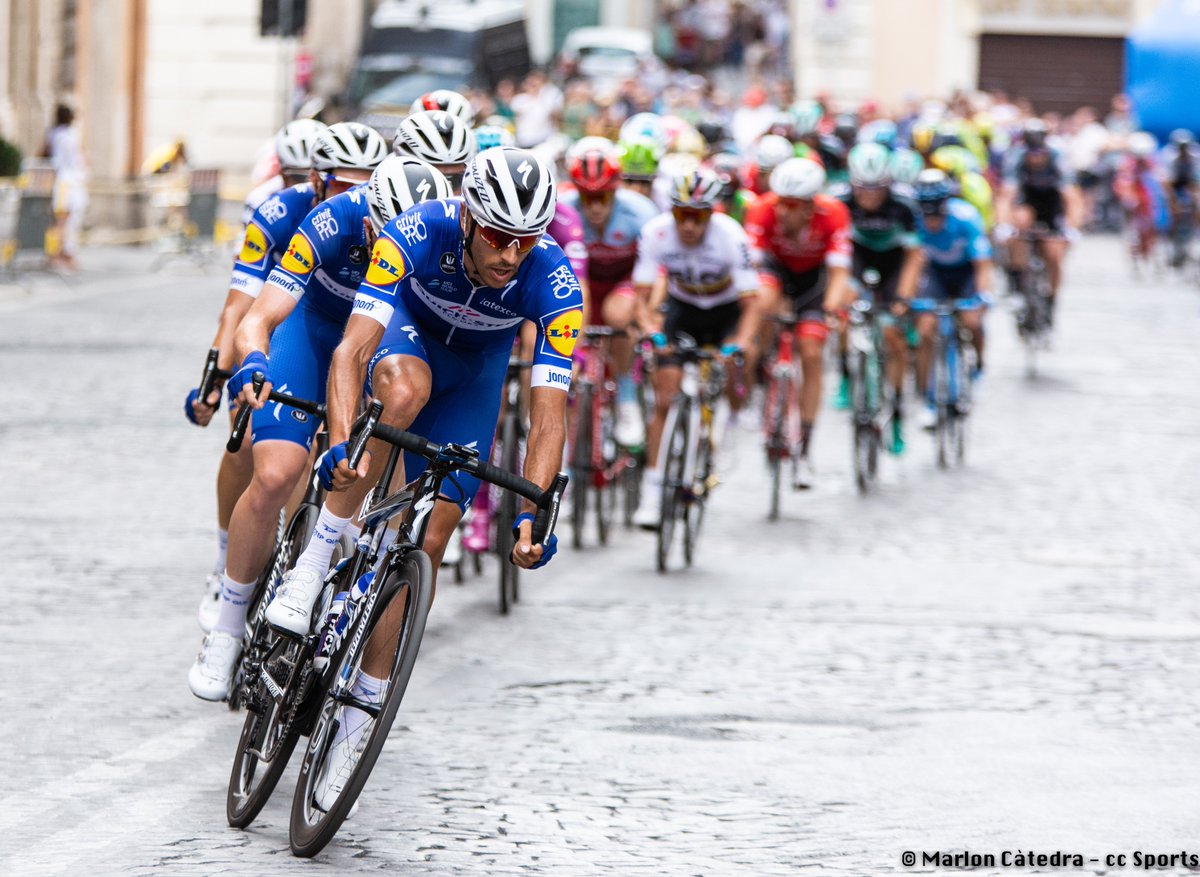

{"left": 0, "top": 236, "right": 1197, "bottom": 876}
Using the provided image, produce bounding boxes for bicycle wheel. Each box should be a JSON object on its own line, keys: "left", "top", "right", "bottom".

{"left": 851, "top": 349, "right": 871, "bottom": 494}
{"left": 495, "top": 411, "right": 521, "bottom": 614}
{"left": 621, "top": 451, "right": 642, "bottom": 528}
{"left": 683, "top": 426, "right": 712, "bottom": 568}
{"left": 764, "top": 372, "right": 787, "bottom": 521}
{"left": 595, "top": 393, "right": 619, "bottom": 546}
{"left": 226, "top": 634, "right": 307, "bottom": 828}
{"left": 570, "top": 383, "right": 593, "bottom": 550}
{"left": 656, "top": 403, "right": 687, "bottom": 573}
{"left": 289, "top": 551, "right": 433, "bottom": 858}
{"left": 933, "top": 338, "right": 951, "bottom": 469}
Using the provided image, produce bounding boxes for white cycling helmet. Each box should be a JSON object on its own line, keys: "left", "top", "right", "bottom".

{"left": 755, "top": 134, "right": 796, "bottom": 171}
{"left": 769, "top": 157, "right": 826, "bottom": 199}
{"left": 366, "top": 156, "right": 453, "bottom": 231}
{"left": 393, "top": 110, "right": 476, "bottom": 166}
{"left": 847, "top": 142, "right": 892, "bottom": 187}
{"left": 669, "top": 167, "right": 725, "bottom": 209}
{"left": 461, "top": 146, "right": 557, "bottom": 235}
{"left": 275, "top": 119, "right": 328, "bottom": 170}
{"left": 310, "top": 122, "right": 389, "bottom": 172}
{"left": 790, "top": 99, "right": 824, "bottom": 136}
{"left": 474, "top": 124, "right": 516, "bottom": 152}
{"left": 410, "top": 89, "right": 475, "bottom": 127}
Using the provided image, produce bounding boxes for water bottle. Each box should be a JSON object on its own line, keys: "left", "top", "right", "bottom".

{"left": 312, "top": 570, "right": 374, "bottom": 671}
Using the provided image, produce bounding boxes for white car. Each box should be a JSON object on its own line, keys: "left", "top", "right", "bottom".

{"left": 557, "top": 27, "right": 660, "bottom": 85}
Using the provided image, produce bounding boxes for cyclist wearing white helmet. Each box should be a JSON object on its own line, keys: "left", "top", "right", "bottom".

{"left": 744, "top": 157, "right": 853, "bottom": 489}
{"left": 392, "top": 110, "right": 476, "bottom": 192}
{"left": 274, "top": 151, "right": 579, "bottom": 789}
{"left": 410, "top": 89, "right": 475, "bottom": 126}
{"left": 243, "top": 119, "right": 327, "bottom": 229}
{"left": 630, "top": 168, "right": 761, "bottom": 528}
{"left": 836, "top": 143, "right": 923, "bottom": 453}
{"left": 184, "top": 119, "right": 367, "bottom": 632}
{"left": 188, "top": 146, "right": 431, "bottom": 703}
{"left": 751, "top": 134, "right": 797, "bottom": 195}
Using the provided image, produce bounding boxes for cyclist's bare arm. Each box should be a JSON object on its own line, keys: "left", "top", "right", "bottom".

{"left": 327, "top": 314, "right": 386, "bottom": 449}
{"left": 732, "top": 291, "right": 762, "bottom": 351}
{"left": 513, "top": 385, "right": 568, "bottom": 567}
{"left": 898, "top": 246, "right": 924, "bottom": 302}
{"left": 1063, "top": 184, "right": 1085, "bottom": 231}
{"left": 824, "top": 264, "right": 854, "bottom": 311}
{"left": 233, "top": 285, "right": 302, "bottom": 407}
{"left": 637, "top": 275, "right": 668, "bottom": 333}
{"left": 212, "top": 289, "right": 256, "bottom": 372}
{"left": 974, "top": 258, "right": 994, "bottom": 296}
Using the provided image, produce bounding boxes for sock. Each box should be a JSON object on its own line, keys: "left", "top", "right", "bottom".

{"left": 213, "top": 528, "right": 228, "bottom": 575}
{"left": 893, "top": 395, "right": 904, "bottom": 424}
{"left": 334, "top": 670, "right": 388, "bottom": 749}
{"left": 616, "top": 374, "right": 637, "bottom": 404}
{"left": 296, "top": 506, "right": 353, "bottom": 574}
{"left": 839, "top": 353, "right": 850, "bottom": 381}
{"left": 213, "top": 573, "right": 256, "bottom": 637}
{"left": 799, "top": 421, "right": 814, "bottom": 457}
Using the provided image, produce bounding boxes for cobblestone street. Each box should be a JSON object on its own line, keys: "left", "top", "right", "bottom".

{"left": 1, "top": 236, "right": 1198, "bottom": 876}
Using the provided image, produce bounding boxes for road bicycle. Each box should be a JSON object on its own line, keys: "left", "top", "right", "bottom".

{"left": 655, "top": 335, "right": 724, "bottom": 572}
{"left": 1012, "top": 228, "right": 1054, "bottom": 377}
{"left": 846, "top": 295, "right": 889, "bottom": 494}
{"left": 911, "top": 298, "right": 981, "bottom": 469}
{"left": 760, "top": 313, "right": 800, "bottom": 521}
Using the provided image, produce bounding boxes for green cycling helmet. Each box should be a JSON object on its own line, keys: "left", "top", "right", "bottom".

{"left": 619, "top": 135, "right": 664, "bottom": 181}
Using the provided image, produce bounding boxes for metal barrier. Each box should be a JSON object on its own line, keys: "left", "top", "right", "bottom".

{"left": 1, "top": 162, "right": 56, "bottom": 274}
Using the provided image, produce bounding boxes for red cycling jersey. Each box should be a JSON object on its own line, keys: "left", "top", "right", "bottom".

{"left": 743, "top": 193, "right": 852, "bottom": 274}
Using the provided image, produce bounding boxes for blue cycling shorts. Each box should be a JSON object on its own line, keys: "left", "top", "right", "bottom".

{"left": 250, "top": 297, "right": 344, "bottom": 450}
{"left": 922, "top": 263, "right": 977, "bottom": 301}
{"left": 368, "top": 300, "right": 510, "bottom": 512}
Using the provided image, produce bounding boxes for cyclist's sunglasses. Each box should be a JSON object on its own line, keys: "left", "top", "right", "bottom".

{"left": 671, "top": 206, "right": 713, "bottom": 225}
{"left": 776, "top": 197, "right": 814, "bottom": 210}
{"left": 474, "top": 218, "right": 542, "bottom": 254}
{"left": 579, "top": 190, "right": 615, "bottom": 206}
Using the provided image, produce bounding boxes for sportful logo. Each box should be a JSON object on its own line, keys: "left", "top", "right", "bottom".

{"left": 312, "top": 207, "right": 339, "bottom": 241}
{"left": 439, "top": 252, "right": 458, "bottom": 273}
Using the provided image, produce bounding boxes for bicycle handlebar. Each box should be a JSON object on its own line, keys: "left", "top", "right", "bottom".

{"left": 226, "top": 372, "right": 327, "bottom": 453}
{"left": 196, "top": 348, "right": 233, "bottom": 406}
{"left": 347, "top": 401, "right": 568, "bottom": 546}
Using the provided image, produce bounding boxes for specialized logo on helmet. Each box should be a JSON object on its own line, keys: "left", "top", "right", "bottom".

{"left": 544, "top": 308, "right": 583, "bottom": 358}
{"left": 239, "top": 224, "right": 268, "bottom": 264}
{"left": 281, "top": 233, "right": 315, "bottom": 275}
{"left": 366, "top": 237, "right": 406, "bottom": 287}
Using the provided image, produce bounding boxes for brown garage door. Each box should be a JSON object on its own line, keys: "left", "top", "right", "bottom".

{"left": 978, "top": 33, "right": 1125, "bottom": 115}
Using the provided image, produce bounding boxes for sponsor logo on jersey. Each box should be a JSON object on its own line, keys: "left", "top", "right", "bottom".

{"left": 439, "top": 252, "right": 458, "bottom": 273}
{"left": 312, "top": 207, "right": 340, "bottom": 241}
{"left": 349, "top": 244, "right": 367, "bottom": 265}
{"left": 281, "top": 233, "right": 315, "bottom": 275}
{"left": 366, "top": 238, "right": 406, "bottom": 286}
{"left": 239, "top": 224, "right": 268, "bottom": 264}
{"left": 290, "top": 409, "right": 309, "bottom": 423}
{"left": 353, "top": 298, "right": 376, "bottom": 312}
{"left": 259, "top": 198, "right": 288, "bottom": 224}
{"left": 395, "top": 212, "right": 427, "bottom": 245}
{"left": 544, "top": 308, "right": 583, "bottom": 358}
{"left": 267, "top": 274, "right": 304, "bottom": 298}
{"left": 564, "top": 240, "right": 588, "bottom": 262}
{"left": 547, "top": 264, "right": 582, "bottom": 300}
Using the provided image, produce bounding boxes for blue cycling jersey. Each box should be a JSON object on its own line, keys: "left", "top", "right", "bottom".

{"left": 917, "top": 198, "right": 992, "bottom": 268}
{"left": 230, "top": 183, "right": 316, "bottom": 298}
{"left": 354, "top": 199, "right": 585, "bottom": 391}
{"left": 260, "top": 186, "right": 373, "bottom": 322}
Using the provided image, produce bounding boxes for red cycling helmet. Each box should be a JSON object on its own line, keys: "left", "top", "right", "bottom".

{"left": 567, "top": 145, "right": 623, "bottom": 193}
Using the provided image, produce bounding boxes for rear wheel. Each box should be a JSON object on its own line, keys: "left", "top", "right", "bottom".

{"left": 764, "top": 373, "right": 787, "bottom": 521}
{"left": 289, "top": 552, "right": 432, "bottom": 858}
{"left": 496, "top": 411, "right": 521, "bottom": 614}
{"left": 570, "top": 383, "right": 593, "bottom": 550}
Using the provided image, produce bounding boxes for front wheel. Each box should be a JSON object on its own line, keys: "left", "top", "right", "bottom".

{"left": 656, "top": 403, "right": 687, "bottom": 573}
{"left": 570, "top": 383, "right": 593, "bottom": 550}
{"left": 495, "top": 411, "right": 522, "bottom": 614}
{"left": 289, "top": 551, "right": 433, "bottom": 858}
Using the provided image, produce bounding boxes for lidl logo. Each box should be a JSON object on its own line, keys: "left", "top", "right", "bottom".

{"left": 281, "top": 233, "right": 315, "bottom": 275}
{"left": 544, "top": 309, "right": 583, "bottom": 358}
{"left": 239, "top": 223, "right": 267, "bottom": 264}
{"left": 366, "top": 238, "right": 406, "bottom": 287}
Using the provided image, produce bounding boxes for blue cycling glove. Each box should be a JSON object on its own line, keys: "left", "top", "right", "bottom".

{"left": 650, "top": 332, "right": 668, "bottom": 349}
{"left": 184, "top": 388, "right": 202, "bottom": 425}
{"left": 316, "top": 442, "right": 349, "bottom": 491}
{"left": 512, "top": 511, "right": 558, "bottom": 570}
{"left": 227, "top": 351, "right": 270, "bottom": 399}
{"left": 720, "top": 342, "right": 741, "bottom": 357}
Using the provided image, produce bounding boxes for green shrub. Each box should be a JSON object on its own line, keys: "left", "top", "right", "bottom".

{"left": 0, "top": 137, "right": 21, "bottom": 177}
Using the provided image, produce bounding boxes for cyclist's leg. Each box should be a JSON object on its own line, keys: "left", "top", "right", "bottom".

{"left": 796, "top": 318, "right": 826, "bottom": 457}
{"left": 603, "top": 281, "right": 643, "bottom": 444}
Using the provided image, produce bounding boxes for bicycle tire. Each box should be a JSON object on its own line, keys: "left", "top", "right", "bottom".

{"left": 621, "top": 452, "right": 642, "bottom": 528}
{"left": 683, "top": 426, "right": 712, "bottom": 568}
{"left": 852, "top": 348, "right": 871, "bottom": 494}
{"left": 656, "top": 403, "right": 687, "bottom": 573}
{"left": 570, "top": 383, "right": 593, "bottom": 550}
{"left": 496, "top": 411, "right": 521, "bottom": 613}
{"left": 934, "top": 336, "right": 951, "bottom": 470}
{"left": 289, "top": 551, "right": 433, "bottom": 858}
{"left": 226, "top": 635, "right": 305, "bottom": 828}
{"left": 765, "top": 371, "right": 787, "bottom": 521}
{"left": 595, "top": 391, "right": 618, "bottom": 546}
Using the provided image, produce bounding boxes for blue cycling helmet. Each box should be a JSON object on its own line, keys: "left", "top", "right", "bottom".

{"left": 914, "top": 168, "right": 952, "bottom": 214}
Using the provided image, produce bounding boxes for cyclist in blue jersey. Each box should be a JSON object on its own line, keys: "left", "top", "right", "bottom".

{"left": 185, "top": 119, "right": 328, "bottom": 633}
{"left": 187, "top": 152, "right": 454, "bottom": 702}
{"left": 912, "top": 169, "right": 992, "bottom": 429}
{"left": 266, "top": 149, "right": 578, "bottom": 804}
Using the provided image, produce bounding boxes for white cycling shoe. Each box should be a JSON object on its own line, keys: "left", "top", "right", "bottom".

{"left": 315, "top": 726, "right": 367, "bottom": 814}
{"left": 188, "top": 631, "right": 242, "bottom": 702}
{"left": 197, "top": 572, "right": 222, "bottom": 633}
{"left": 632, "top": 472, "right": 663, "bottom": 530}
{"left": 792, "top": 456, "right": 815, "bottom": 490}
{"left": 615, "top": 401, "right": 646, "bottom": 447}
{"left": 265, "top": 567, "right": 323, "bottom": 637}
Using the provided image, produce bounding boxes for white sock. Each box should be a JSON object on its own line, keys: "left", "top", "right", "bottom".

{"left": 213, "top": 573, "right": 256, "bottom": 637}
{"left": 213, "top": 528, "right": 228, "bottom": 575}
{"left": 334, "top": 670, "right": 387, "bottom": 749}
{"left": 296, "top": 507, "right": 353, "bottom": 574}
